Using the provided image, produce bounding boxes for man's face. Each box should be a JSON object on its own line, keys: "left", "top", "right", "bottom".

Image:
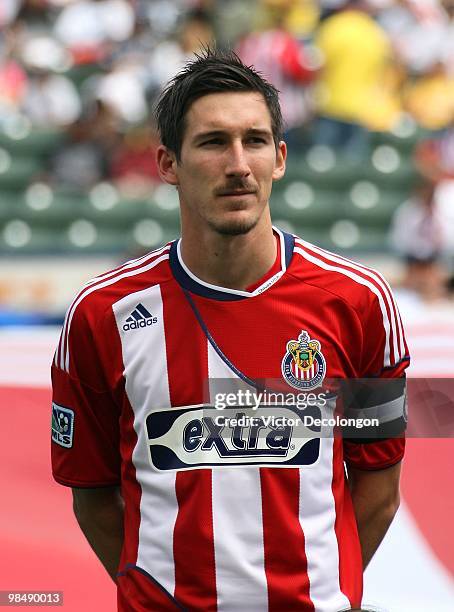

{"left": 164, "top": 91, "right": 286, "bottom": 237}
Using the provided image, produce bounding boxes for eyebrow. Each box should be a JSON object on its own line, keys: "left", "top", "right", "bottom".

{"left": 192, "top": 128, "right": 273, "bottom": 143}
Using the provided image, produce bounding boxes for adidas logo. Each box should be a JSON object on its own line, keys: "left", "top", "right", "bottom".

{"left": 123, "top": 304, "right": 158, "bottom": 331}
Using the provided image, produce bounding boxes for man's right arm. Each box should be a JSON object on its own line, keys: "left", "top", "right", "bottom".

{"left": 72, "top": 486, "right": 125, "bottom": 582}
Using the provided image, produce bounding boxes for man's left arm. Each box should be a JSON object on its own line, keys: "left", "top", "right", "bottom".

{"left": 347, "top": 461, "right": 402, "bottom": 570}
{"left": 346, "top": 274, "right": 410, "bottom": 570}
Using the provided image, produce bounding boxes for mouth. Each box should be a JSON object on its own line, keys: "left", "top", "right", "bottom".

{"left": 217, "top": 190, "right": 256, "bottom": 197}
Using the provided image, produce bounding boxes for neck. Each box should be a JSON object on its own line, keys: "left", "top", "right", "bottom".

{"left": 180, "top": 215, "right": 277, "bottom": 291}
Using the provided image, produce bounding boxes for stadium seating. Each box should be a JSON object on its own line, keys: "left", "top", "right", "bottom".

{"left": 0, "top": 125, "right": 422, "bottom": 255}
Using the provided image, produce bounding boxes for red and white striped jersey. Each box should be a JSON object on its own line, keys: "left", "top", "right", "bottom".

{"left": 51, "top": 228, "right": 409, "bottom": 612}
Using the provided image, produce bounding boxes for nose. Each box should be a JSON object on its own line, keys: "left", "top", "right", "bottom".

{"left": 225, "top": 141, "right": 251, "bottom": 178}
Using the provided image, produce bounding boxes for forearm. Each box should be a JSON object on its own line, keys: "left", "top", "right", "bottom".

{"left": 73, "top": 487, "right": 125, "bottom": 582}
{"left": 350, "top": 482, "right": 400, "bottom": 569}
{"left": 348, "top": 462, "right": 401, "bottom": 570}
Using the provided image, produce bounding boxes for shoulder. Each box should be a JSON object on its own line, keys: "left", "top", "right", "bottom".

{"left": 65, "top": 243, "right": 173, "bottom": 331}
{"left": 290, "top": 235, "right": 408, "bottom": 370}
{"left": 291, "top": 235, "right": 395, "bottom": 316}
{"left": 53, "top": 243, "right": 173, "bottom": 374}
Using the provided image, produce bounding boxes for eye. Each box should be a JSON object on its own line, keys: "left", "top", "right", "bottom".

{"left": 247, "top": 136, "right": 267, "bottom": 145}
{"left": 200, "top": 138, "right": 223, "bottom": 146}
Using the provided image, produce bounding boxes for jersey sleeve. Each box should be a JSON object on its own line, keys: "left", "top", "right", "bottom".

{"left": 343, "top": 280, "right": 410, "bottom": 471}
{"left": 51, "top": 301, "right": 121, "bottom": 487}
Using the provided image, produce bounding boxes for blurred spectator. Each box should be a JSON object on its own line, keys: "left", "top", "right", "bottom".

{"left": 415, "top": 124, "right": 454, "bottom": 181}
{"left": 20, "top": 32, "right": 72, "bottom": 72}
{"left": 16, "top": 23, "right": 81, "bottom": 127}
{"left": 0, "top": 0, "right": 23, "bottom": 29}
{"left": 0, "top": 56, "right": 27, "bottom": 113}
{"left": 109, "top": 124, "right": 161, "bottom": 198}
{"left": 236, "top": 0, "right": 318, "bottom": 147}
{"left": 23, "top": 70, "right": 81, "bottom": 127}
{"left": 95, "top": 56, "right": 148, "bottom": 124}
{"left": 50, "top": 100, "right": 118, "bottom": 190}
{"left": 390, "top": 118, "right": 454, "bottom": 304}
{"left": 415, "top": 124, "right": 454, "bottom": 255}
{"left": 382, "top": 0, "right": 454, "bottom": 130}
{"left": 148, "top": 8, "right": 215, "bottom": 94}
{"left": 0, "top": 25, "right": 28, "bottom": 118}
{"left": 379, "top": 0, "right": 453, "bottom": 75}
{"left": 282, "top": 0, "right": 320, "bottom": 38}
{"left": 313, "top": 1, "right": 401, "bottom": 159}
{"left": 390, "top": 180, "right": 443, "bottom": 262}
{"left": 53, "top": 0, "right": 135, "bottom": 64}
{"left": 390, "top": 180, "right": 449, "bottom": 303}
{"left": 403, "top": 63, "right": 454, "bottom": 130}
{"left": 393, "top": 254, "right": 449, "bottom": 306}
{"left": 137, "top": 0, "right": 184, "bottom": 40}
{"left": 379, "top": 0, "right": 453, "bottom": 129}
{"left": 434, "top": 178, "right": 454, "bottom": 256}
{"left": 213, "top": 0, "right": 256, "bottom": 46}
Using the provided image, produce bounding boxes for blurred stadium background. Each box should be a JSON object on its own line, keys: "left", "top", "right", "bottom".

{"left": 0, "top": 0, "right": 453, "bottom": 610}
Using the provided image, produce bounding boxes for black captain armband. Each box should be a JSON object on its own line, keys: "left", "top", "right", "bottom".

{"left": 339, "top": 376, "right": 407, "bottom": 443}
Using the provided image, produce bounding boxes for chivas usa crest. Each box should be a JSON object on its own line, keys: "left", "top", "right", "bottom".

{"left": 281, "top": 330, "right": 326, "bottom": 390}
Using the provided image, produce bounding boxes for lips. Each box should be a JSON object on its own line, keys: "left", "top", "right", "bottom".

{"left": 218, "top": 190, "right": 255, "bottom": 196}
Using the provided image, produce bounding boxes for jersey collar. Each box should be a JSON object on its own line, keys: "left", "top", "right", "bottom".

{"left": 169, "top": 227, "right": 295, "bottom": 301}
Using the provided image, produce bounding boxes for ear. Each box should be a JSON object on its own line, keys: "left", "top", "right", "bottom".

{"left": 272, "top": 140, "right": 287, "bottom": 182}
{"left": 156, "top": 145, "right": 179, "bottom": 186}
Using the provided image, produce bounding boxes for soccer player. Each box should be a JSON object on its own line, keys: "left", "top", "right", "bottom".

{"left": 51, "top": 49, "right": 410, "bottom": 611}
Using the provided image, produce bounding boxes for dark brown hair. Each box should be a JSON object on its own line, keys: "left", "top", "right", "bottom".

{"left": 155, "top": 47, "right": 283, "bottom": 162}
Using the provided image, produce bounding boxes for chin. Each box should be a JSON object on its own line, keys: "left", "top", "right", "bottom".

{"left": 209, "top": 215, "right": 259, "bottom": 236}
